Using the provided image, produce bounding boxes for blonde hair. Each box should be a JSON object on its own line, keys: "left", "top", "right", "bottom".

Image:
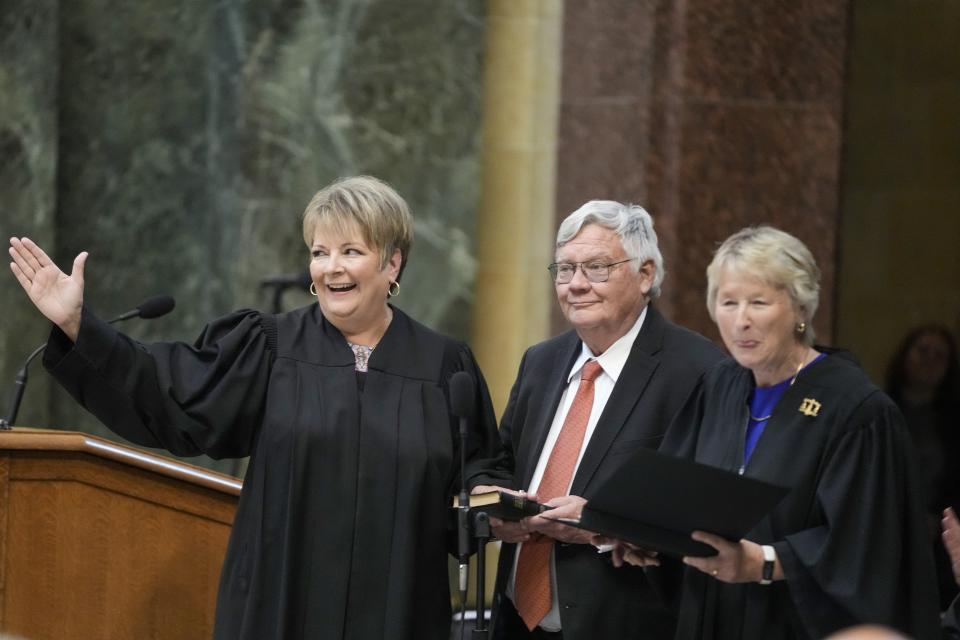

{"left": 302, "top": 176, "right": 414, "bottom": 280}
{"left": 706, "top": 226, "right": 820, "bottom": 344}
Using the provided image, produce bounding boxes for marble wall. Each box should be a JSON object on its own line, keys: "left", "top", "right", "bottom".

{"left": 837, "top": 0, "right": 960, "bottom": 382}
{"left": 0, "top": 0, "right": 486, "bottom": 472}
{"left": 0, "top": 0, "right": 60, "bottom": 428}
{"left": 553, "top": 0, "right": 849, "bottom": 345}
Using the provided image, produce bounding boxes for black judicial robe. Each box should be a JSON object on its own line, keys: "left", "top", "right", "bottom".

{"left": 43, "top": 303, "right": 500, "bottom": 640}
{"left": 660, "top": 353, "right": 940, "bottom": 640}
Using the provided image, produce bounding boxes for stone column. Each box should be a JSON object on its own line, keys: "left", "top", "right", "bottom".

{"left": 472, "top": 0, "right": 564, "bottom": 416}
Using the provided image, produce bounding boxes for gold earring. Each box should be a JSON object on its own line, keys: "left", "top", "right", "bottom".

{"left": 796, "top": 321, "right": 806, "bottom": 334}
{"left": 309, "top": 282, "right": 317, "bottom": 296}
{"left": 388, "top": 281, "right": 400, "bottom": 297}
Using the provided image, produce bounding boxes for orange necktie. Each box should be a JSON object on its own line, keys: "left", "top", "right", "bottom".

{"left": 514, "top": 360, "right": 604, "bottom": 631}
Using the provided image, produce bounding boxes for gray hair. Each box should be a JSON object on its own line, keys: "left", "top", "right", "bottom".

{"left": 706, "top": 226, "right": 821, "bottom": 345}
{"left": 556, "top": 200, "right": 665, "bottom": 298}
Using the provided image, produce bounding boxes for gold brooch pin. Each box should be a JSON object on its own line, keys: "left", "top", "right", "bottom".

{"left": 798, "top": 398, "right": 821, "bottom": 417}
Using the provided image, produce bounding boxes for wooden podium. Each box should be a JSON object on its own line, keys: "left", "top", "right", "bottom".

{"left": 0, "top": 428, "right": 241, "bottom": 639}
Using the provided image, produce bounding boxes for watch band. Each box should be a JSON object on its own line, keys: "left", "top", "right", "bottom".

{"left": 759, "top": 544, "right": 776, "bottom": 585}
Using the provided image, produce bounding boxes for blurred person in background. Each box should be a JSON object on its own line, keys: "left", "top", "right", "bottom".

{"left": 886, "top": 324, "right": 960, "bottom": 609}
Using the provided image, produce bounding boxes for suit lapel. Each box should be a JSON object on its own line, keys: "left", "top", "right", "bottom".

{"left": 570, "top": 306, "right": 666, "bottom": 495}
{"left": 518, "top": 333, "right": 582, "bottom": 490}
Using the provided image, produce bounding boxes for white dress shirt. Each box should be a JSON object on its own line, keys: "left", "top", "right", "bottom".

{"left": 507, "top": 306, "right": 647, "bottom": 631}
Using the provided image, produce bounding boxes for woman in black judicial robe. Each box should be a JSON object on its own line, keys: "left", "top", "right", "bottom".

{"left": 624, "top": 226, "right": 940, "bottom": 639}
{"left": 7, "top": 176, "right": 499, "bottom": 640}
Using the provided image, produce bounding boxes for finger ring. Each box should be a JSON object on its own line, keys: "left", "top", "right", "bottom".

{"left": 711, "top": 569, "right": 719, "bottom": 577}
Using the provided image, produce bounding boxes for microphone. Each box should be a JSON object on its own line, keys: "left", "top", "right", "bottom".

{"left": 107, "top": 294, "right": 176, "bottom": 323}
{"left": 449, "top": 370, "right": 476, "bottom": 599}
{"left": 0, "top": 295, "right": 177, "bottom": 430}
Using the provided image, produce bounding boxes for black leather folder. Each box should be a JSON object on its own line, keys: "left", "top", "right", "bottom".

{"left": 557, "top": 447, "right": 789, "bottom": 557}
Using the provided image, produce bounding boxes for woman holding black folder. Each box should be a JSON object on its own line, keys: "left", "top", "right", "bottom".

{"left": 630, "top": 226, "right": 940, "bottom": 639}
{"left": 7, "top": 176, "right": 499, "bottom": 640}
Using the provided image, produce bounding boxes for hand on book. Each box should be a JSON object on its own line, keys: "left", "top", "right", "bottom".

{"left": 529, "top": 495, "right": 594, "bottom": 545}
{"left": 472, "top": 485, "right": 534, "bottom": 543}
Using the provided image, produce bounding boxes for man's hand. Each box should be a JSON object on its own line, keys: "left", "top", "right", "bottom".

{"left": 527, "top": 495, "right": 594, "bottom": 545}
{"left": 594, "top": 538, "right": 660, "bottom": 568}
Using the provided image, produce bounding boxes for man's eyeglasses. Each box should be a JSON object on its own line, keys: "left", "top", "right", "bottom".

{"left": 547, "top": 258, "right": 637, "bottom": 284}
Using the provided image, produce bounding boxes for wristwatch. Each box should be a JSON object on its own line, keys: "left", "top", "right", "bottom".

{"left": 759, "top": 545, "right": 776, "bottom": 585}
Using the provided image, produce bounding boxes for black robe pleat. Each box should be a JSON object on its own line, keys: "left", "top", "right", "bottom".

{"left": 660, "top": 353, "right": 941, "bottom": 640}
{"left": 43, "top": 303, "right": 500, "bottom": 640}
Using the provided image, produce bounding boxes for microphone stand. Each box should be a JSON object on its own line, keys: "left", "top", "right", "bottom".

{"left": 468, "top": 510, "right": 492, "bottom": 639}
{"left": 0, "top": 344, "right": 46, "bottom": 430}
{"left": 260, "top": 272, "right": 311, "bottom": 314}
{"left": 450, "top": 370, "right": 492, "bottom": 638}
{"left": 0, "top": 297, "right": 176, "bottom": 430}
{"left": 457, "top": 426, "right": 492, "bottom": 639}
{"left": 263, "top": 282, "right": 288, "bottom": 315}
{"left": 456, "top": 413, "right": 471, "bottom": 631}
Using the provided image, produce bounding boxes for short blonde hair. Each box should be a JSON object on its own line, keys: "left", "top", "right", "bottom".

{"left": 302, "top": 176, "right": 414, "bottom": 280}
{"left": 706, "top": 226, "right": 820, "bottom": 345}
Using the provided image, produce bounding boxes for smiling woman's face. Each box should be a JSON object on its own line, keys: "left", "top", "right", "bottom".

{"left": 713, "top": 266, "right": 803, "bottom": 385}
{"left": 309, "top": 222, "right": 400, "bottom": 338}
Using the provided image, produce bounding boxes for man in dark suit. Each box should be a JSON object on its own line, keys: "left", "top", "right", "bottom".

{"left": 472, "top": 200, "right": 724, "bottom": 640}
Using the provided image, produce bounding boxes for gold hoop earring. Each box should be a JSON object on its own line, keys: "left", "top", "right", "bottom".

{"left": 388, "top": 281, "right": 400, "bottom": 297}
{"left": 796, "top": 321, "right": 806, "bottom": 334}
{"left": 309, "top": 282, "right": 318, "bottom": 296}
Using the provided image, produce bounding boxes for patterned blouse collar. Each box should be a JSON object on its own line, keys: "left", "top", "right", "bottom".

{"left": 347, "top": 342, "right": 374, "bottom": 372}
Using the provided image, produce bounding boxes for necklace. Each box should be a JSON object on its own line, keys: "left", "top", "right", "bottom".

{"left": 748, "top": 357, "right": 806, "bottom": 422}
{"left": 345, "top": 308, "right": 392, "bottom": 373}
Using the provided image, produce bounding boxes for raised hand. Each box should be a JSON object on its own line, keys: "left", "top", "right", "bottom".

{"left": 8, "top": 237, "right": 86, "bottom": 341}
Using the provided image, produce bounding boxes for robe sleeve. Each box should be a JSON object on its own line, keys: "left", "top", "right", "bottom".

{"left": 658, "top": 379, "right": 709, "bottom": 461}
{"left": 775, "top": 393, "right": 941, "bottom": 639}
{"left": 42, "top": 305, "right": 275, "bottom": 459}
{"left": 463, "top": 348, "right": 530, "bottom": 491}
